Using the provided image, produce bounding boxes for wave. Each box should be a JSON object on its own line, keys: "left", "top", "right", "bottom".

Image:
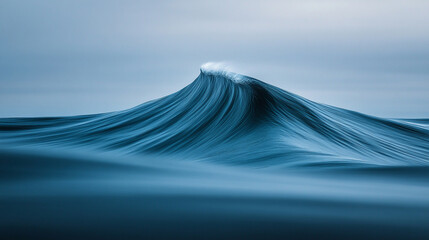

{"left": 1, "top": 64, "right": 428, "bottom": 168}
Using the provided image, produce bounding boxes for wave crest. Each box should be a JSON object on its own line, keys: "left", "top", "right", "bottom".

{"left": 1, "top": 66, "right": 428, "bottom": 168}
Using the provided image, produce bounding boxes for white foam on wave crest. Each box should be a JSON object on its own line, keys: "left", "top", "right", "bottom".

{"left": 200, "top": 62, "right": 245, "bottom": 82}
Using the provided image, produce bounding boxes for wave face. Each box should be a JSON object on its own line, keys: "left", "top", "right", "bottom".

{"left": 0, "top": 66, "right": 428, "bottom": 168}
{"left": 2, "top": 65, "right": 429, "bottom": 239}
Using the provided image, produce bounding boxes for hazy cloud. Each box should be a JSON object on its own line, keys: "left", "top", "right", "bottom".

{"left": 1, "top": 0, "right": 428, "bottom": 117}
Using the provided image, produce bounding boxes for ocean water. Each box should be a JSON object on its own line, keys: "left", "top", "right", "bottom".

{"left": 1, "top": 65, "right": 429, "bottom": 239}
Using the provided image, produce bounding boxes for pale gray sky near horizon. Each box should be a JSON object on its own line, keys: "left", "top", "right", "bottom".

{"left": 1, "top": 0, "right": 428, "bottom": 118}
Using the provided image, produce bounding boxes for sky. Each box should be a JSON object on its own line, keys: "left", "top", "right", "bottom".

{"left": 1, "top": 0, "right": 428, "bottom": 118}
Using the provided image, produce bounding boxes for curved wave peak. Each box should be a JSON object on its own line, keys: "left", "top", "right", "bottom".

{"left": 0, "top": 65, "right": 428, "bottom": 168}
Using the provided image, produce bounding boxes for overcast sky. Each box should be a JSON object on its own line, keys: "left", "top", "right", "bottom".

{"left": 1, "top": 0, "right": 428, "bottom": 117}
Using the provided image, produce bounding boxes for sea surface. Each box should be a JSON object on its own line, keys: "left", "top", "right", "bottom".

{"left": 1, "top": 65, "right": 429, "bottom": 239}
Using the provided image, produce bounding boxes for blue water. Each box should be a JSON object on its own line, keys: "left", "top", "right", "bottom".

{"left": 1, "top": 65, "right": 429, "bottom": 239}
